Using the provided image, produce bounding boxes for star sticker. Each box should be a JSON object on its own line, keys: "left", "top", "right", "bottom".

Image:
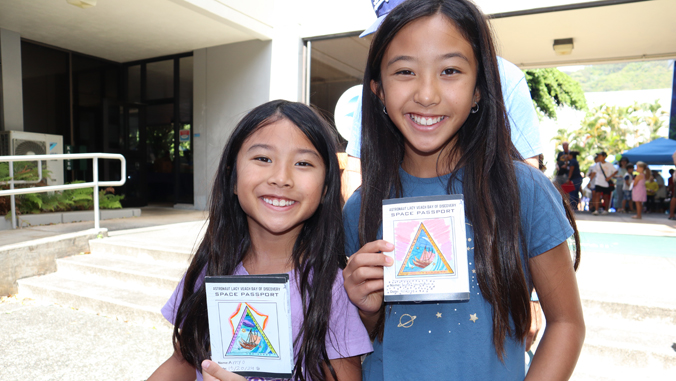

{"left": 472, "top": 269, "right": 476, "bottom": 273}
{"left": 469, "top": 313, "right": 478, "bottom": 323}
{"left": 436, "top": 312, "right": 442, "bottom": 318}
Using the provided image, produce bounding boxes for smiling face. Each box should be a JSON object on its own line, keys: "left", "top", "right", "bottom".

{"left": 372, "top": 13, "right": 479, "bottom": 176}
{"left": 235, "top": 118, "right": 325, "bottom": 241}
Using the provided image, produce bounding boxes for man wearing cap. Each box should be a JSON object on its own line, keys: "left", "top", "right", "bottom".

{"left": 589, "top": 151, "right": 617, "bottom": 215}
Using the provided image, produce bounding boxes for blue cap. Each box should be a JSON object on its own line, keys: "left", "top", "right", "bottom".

{"left": 359, "top": 0, "right": 406, "bottom": 38}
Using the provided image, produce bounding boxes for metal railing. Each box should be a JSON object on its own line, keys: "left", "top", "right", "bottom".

{"left": 0, "top": 153, "right": 126, "bottom": 230}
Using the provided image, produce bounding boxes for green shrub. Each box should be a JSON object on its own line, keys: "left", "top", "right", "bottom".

{"left": 0, "top": 161, "right": 52, "bottom": 183}
{"left": 2, "top": 180, "right": 124, "bottom": 217}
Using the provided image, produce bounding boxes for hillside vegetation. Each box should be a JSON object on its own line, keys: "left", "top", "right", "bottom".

{"left": 568, "top": 60, "right": 674, "bottom": 92}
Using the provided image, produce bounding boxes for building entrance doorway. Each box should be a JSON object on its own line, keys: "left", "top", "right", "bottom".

{"left": 124, "top": 53, "right": 193, "bottom": 206}
{"left": 145, "top": 122, "right": 193, "bottom": 205}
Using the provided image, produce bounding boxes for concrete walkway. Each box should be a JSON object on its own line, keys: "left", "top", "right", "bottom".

{"left": 0, "top": 205, "right": 208, "bottom": 247}
{"left": 1, "top": 207, "right": 675, "bottom": 380}
{"left": 1, "top": 206, "right": 207, "bottom": 381}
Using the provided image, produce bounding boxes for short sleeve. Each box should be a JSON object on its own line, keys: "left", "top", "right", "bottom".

{"left": 498, "top": 57, "right": 542, "bottom": 159}
{"left": 161, "top": 268, "right": 207, "bottom": 326}
{"left": 342, "top": 190, "right": 363, "bottom": 257}
{"left": 516, "top": 163, "right": 574, "bottom": 258}
{"left": 325, "top": 269, "right": 373, "bottom": 359}
{"left": 161, "top": 277, "right": 185, "bottom": 325}
{"left": 345, "top": 91, "right": 363, "bottom": 158}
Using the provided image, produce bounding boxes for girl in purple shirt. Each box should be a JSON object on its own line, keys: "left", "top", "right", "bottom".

{"left": 149, "top": 100, "right": 371, "bottom": 381}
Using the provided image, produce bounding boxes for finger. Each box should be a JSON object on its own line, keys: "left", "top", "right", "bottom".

{"left": 346, "top": 252, "right": 393, "bottom": 273}
{"left": 352, "top": 278, "right": 385, "bottom": 296}
{"left": 348, "top": 265, "right": 384, "bottom": 283}
{"left": 355, "top": 240, "right": 394, "bottom": 255}
{"left": 202, "top": 360, "right": 246, "bottom": 381}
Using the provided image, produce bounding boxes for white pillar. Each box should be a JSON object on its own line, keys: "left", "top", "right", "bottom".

{"left": 0, "top": 28, "right": 24, "bottom": 131}
{"left": 192, "top": 40, "right": 273, "bottom": 210}
{"left": 268, "top": 0, "right": 303, "bottom": 102}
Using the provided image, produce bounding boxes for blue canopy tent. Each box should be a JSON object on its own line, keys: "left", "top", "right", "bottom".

{"left": 622, "top": 138, "right": 676, "bottom": 165}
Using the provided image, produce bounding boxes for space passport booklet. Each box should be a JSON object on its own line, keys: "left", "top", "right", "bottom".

{"left": 205, "top": 274, "right": 293, "bottom": 379}
{"left": 382, "top": 195, "right": 470, "bottom": 302}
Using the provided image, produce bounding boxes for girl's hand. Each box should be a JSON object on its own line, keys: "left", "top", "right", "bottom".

{"left": 201, "top": 360, "right": 246, "bottom": 381}
{"left": 343, "top": 240, "right": 394, "bottom": 329}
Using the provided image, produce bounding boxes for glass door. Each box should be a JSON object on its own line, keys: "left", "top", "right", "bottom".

{"left": 120, "top": 103, "right": 148, "bottom": 207}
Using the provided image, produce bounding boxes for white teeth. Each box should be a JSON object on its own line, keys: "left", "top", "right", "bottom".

{"left": 263, "top": 197, "right": 295, "bottom": 207}
{"left": 410, "top": 114, "right": 445, "bottom": 126}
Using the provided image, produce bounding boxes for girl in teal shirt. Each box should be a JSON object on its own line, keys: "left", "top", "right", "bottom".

{"left": 342, "top": 0, "right": 585, "bottom": 379}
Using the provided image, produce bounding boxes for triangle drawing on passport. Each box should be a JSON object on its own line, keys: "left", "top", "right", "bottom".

{"left": 226, "top": 304, "right": 278, "bottom": 358}
{"left": 398, "top": 222, "right": 453, "bottom": 276}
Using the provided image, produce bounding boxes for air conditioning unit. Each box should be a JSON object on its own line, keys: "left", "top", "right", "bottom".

{"left": 0, "top": 131, "right": 64, "bottom": 186}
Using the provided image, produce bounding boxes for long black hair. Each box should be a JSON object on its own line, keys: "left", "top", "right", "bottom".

{"left": 359, "top": 0, "right": 580, "bottom": 358}
{"left": 173, "top": 100, "right": 346, "bottom": 380}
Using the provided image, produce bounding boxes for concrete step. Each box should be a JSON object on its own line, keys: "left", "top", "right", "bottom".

{"left": 86, "top": 220, "right": 206, "bottom": 265}
{"left": 18, "top": 271, "right": 173, "bottom": 328}
{"left": 88, "top": 238, "right": 194, "bottom": 264}
{"left": 57, "top": 253, "right": 187, "bottom": 292}
{"left": 14, "top": 221, "right": 205, "bottom": 327}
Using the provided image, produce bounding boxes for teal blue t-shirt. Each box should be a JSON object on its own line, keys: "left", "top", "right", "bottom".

{"left": 343, "top": 163, "right": 573, "bottom": 380}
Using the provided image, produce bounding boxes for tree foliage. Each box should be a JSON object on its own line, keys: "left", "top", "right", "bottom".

{"left": 524, "top": 68, "right": 587, "bottom": 119}
{"left": 551, "top": 100, "right": 667, "bottom": 172}
{"left": 568, "top": 60, "right": 674, "bottom": 92}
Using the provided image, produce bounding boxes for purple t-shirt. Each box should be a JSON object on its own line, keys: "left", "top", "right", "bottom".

{"left": 162, "top": 263, "right": 372, "bottom": 381}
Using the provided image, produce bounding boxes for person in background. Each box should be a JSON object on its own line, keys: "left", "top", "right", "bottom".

{"left": 613, "top": 158, "right": 629, "bottom": 213}
{"left": 567, "top": 151, "right": 582, "bottom": 210}
{"left": 538, "top": 153, "right": 546, "bottom": 172}
{"left": 645, "top": 171, "right": 658, "bottom": 213}
{"left": 589, "top": 151, "right": 617, "bottom": 215}
{"left": 341, "top": 89, "right": 365, "bottom": 202}
{"left": 622, "top": 163, "right": 635, "bottom": 214}
{"left": 586, "top": 155, "right": 599, "bottom": 213}
{"left": 556, "top": 142, "right": 570, "bottom": 185}
{"left": 653, "top": 170, "right": 666, "bottom": 213}
{"left": 669, "top": 166, "right": 676, "bottom": 220}
{"left": 632, "top": 161, "right": 648, "bottom": 220}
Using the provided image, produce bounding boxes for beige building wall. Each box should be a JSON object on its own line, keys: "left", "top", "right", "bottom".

{"left": 192, "top": 40, "right": 273, "bottom": 210}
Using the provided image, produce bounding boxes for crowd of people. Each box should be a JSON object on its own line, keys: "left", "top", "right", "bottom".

{"left": 556, "top": 143, "right": 672, "bottom": 220}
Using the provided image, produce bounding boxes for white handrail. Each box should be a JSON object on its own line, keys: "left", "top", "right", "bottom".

{"left": 0, "top": 153, "right": 126, "bottom": 230}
